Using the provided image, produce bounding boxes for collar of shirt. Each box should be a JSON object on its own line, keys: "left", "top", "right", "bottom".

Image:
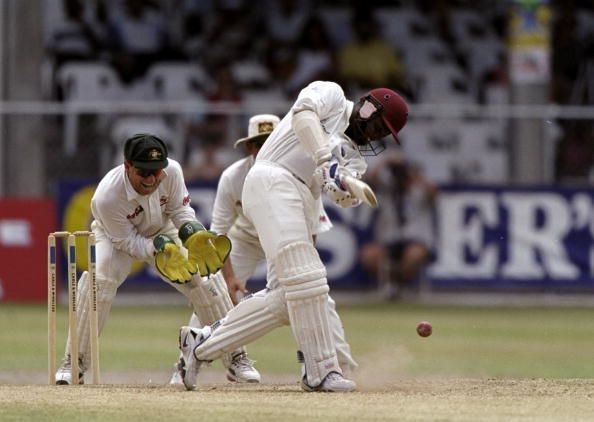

{"left": 341, "top": 100, "right": 354, "bottom": 133}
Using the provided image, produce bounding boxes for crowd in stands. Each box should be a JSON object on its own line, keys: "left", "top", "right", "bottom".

{"left": 41, "top": 0, "right": 594, "bottom": 298}
{"left": 551, "top": 0, "right": 594, "bottom": 182}
{"left": 43, "top": 0, "right": 594, "bottom": 184}
{"left": 46, "top": 0, "right": 510, "bottom": 102}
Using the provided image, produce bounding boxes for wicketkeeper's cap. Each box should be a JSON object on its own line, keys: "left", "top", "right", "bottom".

{"left": 367, "top": 88, "right": 408, "bottom": 144}
{"left": 124, "top": 133, "right": 169, "bottom": 170}
{"left": 233, "top": 114, "right": 280, "bottom": 149}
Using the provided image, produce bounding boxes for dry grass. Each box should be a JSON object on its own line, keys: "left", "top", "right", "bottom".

{"left": 1, "top": 378, "right": 594, "bottom": 421}
{"left": 3, "top": 303, "right": 594, "bottom": 420}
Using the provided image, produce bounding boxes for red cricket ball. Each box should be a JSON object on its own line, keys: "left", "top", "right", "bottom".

{"left": 416, "top": 321, "right": 432, "bottom": 337}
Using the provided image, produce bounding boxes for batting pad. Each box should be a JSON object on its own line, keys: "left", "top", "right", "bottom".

{"left": 195, "top": 288, "right": 289, "bottom": 361}
{"left": 63, "top": 272, "right": 114, "bottom": 372}
{"left": 276, "top": 241, "right": 340, "bottom": 387}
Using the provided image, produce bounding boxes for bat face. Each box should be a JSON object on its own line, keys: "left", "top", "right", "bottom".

{"left": 362, "top": 186, "right": 379, "bottom": 208}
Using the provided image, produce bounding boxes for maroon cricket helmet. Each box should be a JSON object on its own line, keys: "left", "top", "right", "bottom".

{"left": 367, "top": 88, "right": 408, "bottom": 144}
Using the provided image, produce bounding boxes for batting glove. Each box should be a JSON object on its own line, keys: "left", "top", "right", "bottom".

{"left": 314, "top": 162, "right": 360, "bottom": 208}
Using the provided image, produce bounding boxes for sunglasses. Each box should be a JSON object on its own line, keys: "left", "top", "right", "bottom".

{"left": 135, "top": 168, "right": 163, "bottom": 178}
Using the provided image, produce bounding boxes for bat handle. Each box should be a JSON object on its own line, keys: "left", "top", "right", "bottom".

{"left": 334, "top": 175, "right": 347, "bottom": 191}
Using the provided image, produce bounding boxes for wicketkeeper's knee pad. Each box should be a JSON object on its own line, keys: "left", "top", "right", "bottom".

{"left": 275, "top": 241, "right": 340, "bottom": 387}
{"left": 182, "top": 272, "right": 234, "bottom": 325}
{"left": 194, "top": 288, "right": 288, "bottom": 361}
{"left": 179, "top": 271, "right": 250, "bottom": 366}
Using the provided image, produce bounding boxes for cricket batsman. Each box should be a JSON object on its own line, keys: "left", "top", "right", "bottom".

{"left": 178, "top": 81, "right": 408, "bottom": 392}
{"left": 170, "top": 113, "right": 358, "bottom": 385}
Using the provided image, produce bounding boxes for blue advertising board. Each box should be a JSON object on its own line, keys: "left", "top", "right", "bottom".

{"left": 430, "top": 186, "right": 594, "bottom": 292}
{"left": 56, "top": 180, "right": 377, "bottom": 292}
{"left": 57, "top": 180, "right": 594, "bottom": 293}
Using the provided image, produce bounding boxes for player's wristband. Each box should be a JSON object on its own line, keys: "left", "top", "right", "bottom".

{"left": 153, "top": 234, "right": 175, "bottom": 253}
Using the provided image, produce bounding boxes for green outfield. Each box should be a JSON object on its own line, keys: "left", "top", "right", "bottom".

{"left": 1, "top": 302, "right": 594, "bottom": 420}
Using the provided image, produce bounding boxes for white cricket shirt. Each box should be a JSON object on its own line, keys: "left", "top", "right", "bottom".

{"left": 210, "top": 155, "right": 258, "bottom": 239}
{"left": 91, "top": 158, "right": 196, "bottom": 261}
{"left": 257, "top": 81, "right": 367, "bottom": 186}
{"left": 210, "top": 154, "right": 334, "bottom": 240}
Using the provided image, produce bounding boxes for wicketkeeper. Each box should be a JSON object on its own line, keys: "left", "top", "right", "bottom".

{"left": 55, "top": 133, "right": 259, "bottom": 384}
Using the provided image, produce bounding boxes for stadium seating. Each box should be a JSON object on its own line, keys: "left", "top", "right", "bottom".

{"left": 145, "top": 62, "right": 210, "bottom": 100}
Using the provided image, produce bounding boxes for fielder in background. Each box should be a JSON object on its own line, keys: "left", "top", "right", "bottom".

{"left": 55, "top": 133, "right": 259, "bottom": 385}
{"left": 170, "top": 114, "right": 358, "bottom": 385}
{"left": 178, "top": 81, "right": 408, "bottom": 392}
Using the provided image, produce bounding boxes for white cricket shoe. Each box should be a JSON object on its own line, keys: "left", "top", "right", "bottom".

{"left": 178, "top": 325, "right": 211, "bottom": 390}
{"left": 55, "top": 355, "right": 84, "bottom": 385}
{"left": 301, "top": 371, "right": 357, "bottom": 393}
{"left": 170, "top": 351, "right": 261, "bottom": 385}
{"left": 226, "top": 352, "right": 261, "bottom": 383}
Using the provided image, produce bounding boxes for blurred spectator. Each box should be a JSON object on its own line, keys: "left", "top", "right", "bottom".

{"left": 199, "top": 1, "right": 263, "bottom": 70}
{"left": 106, "top": 0, "right": 175, "bottom": 83}
{"left": 360, "top": 151, "right": 438, "bottom": 299}
{"left": 266, "top": 47, "right": 297, "bottom": 94}
{"left": 285, "top": 15, "right": 336, "bottom": 96}
{"left": 158, "top": 0, "right": 214, "bottom": 56}
{"left": 265, "top": 0, "right": 311, "bottom": 46}
{"left": 178, "top": 6, "right": 206, "bottom": 61}
{"left": 477, "top": 49, "right": 508, "bottom": 105}
{"left": 183, "top": 65, "right": 242, "bottom": 183}
{"left": 428, "top": 0, "right": 457, "bottom": 48}
{"left": 47, "top": 0, "right": 106, "bottom": 67}
{"left": 183, "top": 137, "right": 228, "bottom": 183}
{"left": 554, "top": 121, "right": 594, "bottom": 183}
{"left": 336, "top": 11, "right": 413, "bottom": 98}
{"left": 551, "top": 4, "right": 585, "bottom": 104}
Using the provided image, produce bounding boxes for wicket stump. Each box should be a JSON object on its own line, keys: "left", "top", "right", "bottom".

{"left": 47, "top": 231, "right": 100, "bottom": 385}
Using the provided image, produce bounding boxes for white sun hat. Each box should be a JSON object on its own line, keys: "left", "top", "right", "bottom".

{"left": 233, "top": 114, "right": 280, "bottom": 149}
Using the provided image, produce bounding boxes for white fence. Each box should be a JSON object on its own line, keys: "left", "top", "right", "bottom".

{"left": 0, "top": 100, "right": 593, "bottom": 195}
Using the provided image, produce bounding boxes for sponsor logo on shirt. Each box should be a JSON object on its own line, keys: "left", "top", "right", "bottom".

{"left": 182, "top": 195, "right": 191, "bottom": 206}
{"left": 160, "top": 195, "right": 168, "bottom": 206}
{"left": 126, "top": 205, "right": 144, "bottom": 220}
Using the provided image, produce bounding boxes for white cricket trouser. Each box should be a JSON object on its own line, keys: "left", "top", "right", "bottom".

{"left": 242, "top": 161, "right": 343, "bottom": 386}
{"left": 226, "top": 226, "right": 267, "bottom": 290}
{"left": 243, "top": 162, "right": 318, "bottom": 257}
{"left": 196, "top": 219, "right": 358, "bottom": 375}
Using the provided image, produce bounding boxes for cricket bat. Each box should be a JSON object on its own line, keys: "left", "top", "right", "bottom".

{"left": 339, "top": 175, "right": 379, "bottom": 208}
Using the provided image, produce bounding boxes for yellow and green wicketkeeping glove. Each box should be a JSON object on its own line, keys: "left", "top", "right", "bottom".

{"left": 153, "top": 234, "right": 195, "bottom": 284}
{"left": 179, "top": 221, "right": 231, "bottom": 277}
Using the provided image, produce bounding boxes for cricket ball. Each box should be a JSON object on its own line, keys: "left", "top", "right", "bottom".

{"left": 416, "top": 321, "right": 432, "bottom": 337}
